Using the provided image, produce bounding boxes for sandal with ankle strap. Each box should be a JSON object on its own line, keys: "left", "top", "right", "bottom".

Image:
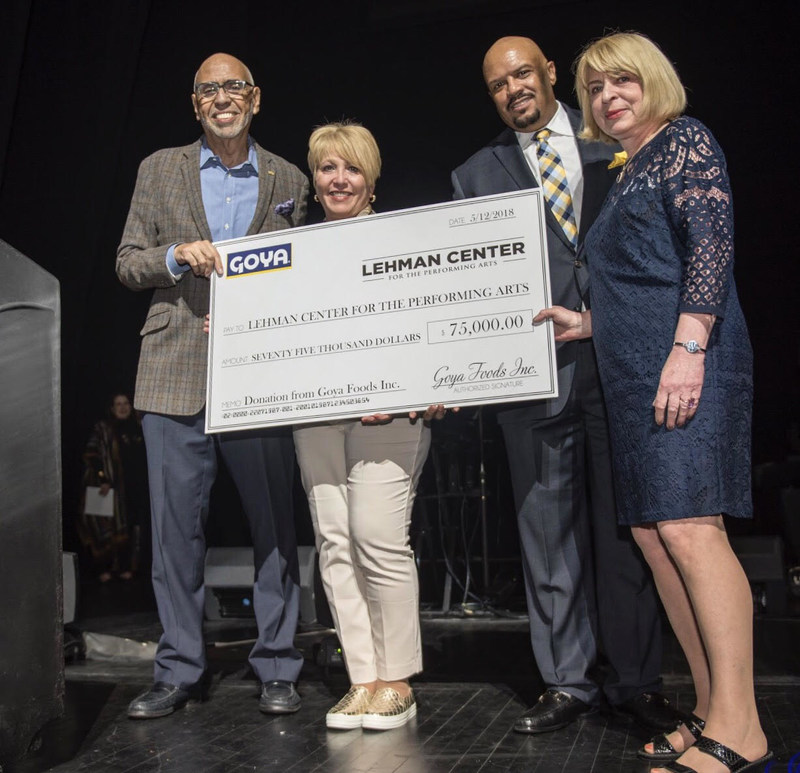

{"left": 637, "top": 713, "right": 705, "bottom": 761}
{"left": 657, "top": 735, "right": 773, "bottom": 772}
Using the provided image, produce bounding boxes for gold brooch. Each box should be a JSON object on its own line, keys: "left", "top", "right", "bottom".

{"left": 607, "top": 151, "right": 628, "bottom": 170}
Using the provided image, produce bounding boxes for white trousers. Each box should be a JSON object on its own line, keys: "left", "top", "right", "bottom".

{"left": 293, "top": 419, "right": 430, "bottom": 683}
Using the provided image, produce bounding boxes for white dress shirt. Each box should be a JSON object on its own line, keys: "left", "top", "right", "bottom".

{"left": 517, "top": 101, "right": 584, "bottom": 231}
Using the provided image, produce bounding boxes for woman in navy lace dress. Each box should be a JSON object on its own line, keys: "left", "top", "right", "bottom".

{"left": 536, "top": 33, "right": 770, "bottom": 773}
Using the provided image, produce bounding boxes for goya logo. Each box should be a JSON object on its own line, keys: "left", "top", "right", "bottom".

{"left": 227, "top": 243, "right": 292, "bottom": 277}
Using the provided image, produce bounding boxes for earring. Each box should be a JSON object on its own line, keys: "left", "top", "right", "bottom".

{"left": 313, "top": 194, "right": 319, "bottom": 202}
{"left": 370, "top": 194, "right": 376, "bottom": 203}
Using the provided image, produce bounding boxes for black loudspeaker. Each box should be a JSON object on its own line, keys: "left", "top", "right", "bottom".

{"left": 0, "top": 240, "right": 64, "bottom": 768}
{"left": 204, "top": 547, "right": 256, "bottom": 620}
{"left": 204, "top": 546, "right": 318, "bottom": 624}
{"left": 729, "top": 535, "right": 786, "bottom": 614}
{"left": 780, "top": 487, "right": 800, "bottom": 561}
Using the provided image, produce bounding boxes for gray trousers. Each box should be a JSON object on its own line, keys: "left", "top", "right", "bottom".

{"left": 500, "top": 343, "right": 662, "bottom": 705}
{"left": 142, "top": 411, "right": 302, "bottom": 689}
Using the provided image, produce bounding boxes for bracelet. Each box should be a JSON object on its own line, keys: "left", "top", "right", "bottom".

{"left": 674, "top": 340, "right": 706, "bottom": 354}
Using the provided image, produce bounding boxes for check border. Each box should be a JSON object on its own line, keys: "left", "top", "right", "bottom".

{"left": 206, "top": 190, "right": 557, "bottom": 432}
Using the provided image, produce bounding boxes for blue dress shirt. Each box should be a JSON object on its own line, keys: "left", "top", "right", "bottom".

{"left": 167, "top": 139, "right": 259, "bottom": 275}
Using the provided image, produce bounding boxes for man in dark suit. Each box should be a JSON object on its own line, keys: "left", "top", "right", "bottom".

{"left": 452, "top": 36, "right": 680, "bottom": 734}
{"left": 117, "top": 53, "right": 309, "bottom": 719}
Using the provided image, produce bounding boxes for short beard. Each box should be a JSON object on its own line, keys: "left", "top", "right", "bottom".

{"left": 512, "top": 107, "right": 541, "bottom": 130}
{"left": 201, "top": 101, "right": 254, "bottom": 141}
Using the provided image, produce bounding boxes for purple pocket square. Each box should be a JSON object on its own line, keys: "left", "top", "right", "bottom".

{"left": 274, "top": 198, "right": 295, "bottom": 217}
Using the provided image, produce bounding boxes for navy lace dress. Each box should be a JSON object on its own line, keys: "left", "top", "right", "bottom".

{"left": 585, "top": 117, "right": 753, "bottom": 525}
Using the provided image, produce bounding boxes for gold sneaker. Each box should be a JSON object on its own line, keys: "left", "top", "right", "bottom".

{"left": 361, "top": 687, "right": 417, "bottom": 730}
{"left": 326, "top": 685, "right": 373, "bottom": 730}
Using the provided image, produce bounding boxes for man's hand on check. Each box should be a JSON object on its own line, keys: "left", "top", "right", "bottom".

{"left": 175, "top": 240, "right": 224, "bottom": 278}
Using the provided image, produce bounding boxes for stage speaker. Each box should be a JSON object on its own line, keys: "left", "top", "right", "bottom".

{"left": 0, "top": 239, "right": 63, "bottom": 768}
{"left": 780, "top": 487, "right": 800, "bottom": 560}
{"left": 62, "top": 552, "right": 78, "bottom": 625}
{"left": 204, "top": 546, "right": 318, "bottom": 624}
{"left": 730, "top": 535, "right": 786, "bottom": 614}
{"left": 730, "top": 535, "right": 784, "bottom": 580}
{"left": 204, "top": 547, "right": 255, "bottom": 620}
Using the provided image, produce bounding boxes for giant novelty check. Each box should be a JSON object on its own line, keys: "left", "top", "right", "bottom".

{"left": 205, "top": 190, "right": 558, "bottom": 432}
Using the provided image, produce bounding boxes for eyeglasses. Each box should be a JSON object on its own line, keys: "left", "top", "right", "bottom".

{"left": 194, "top": 79, "right": 253, "bottom": 100}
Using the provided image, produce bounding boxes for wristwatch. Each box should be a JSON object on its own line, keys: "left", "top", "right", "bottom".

{"left": 674, "top": 340, "right": 706, "bottom": 354}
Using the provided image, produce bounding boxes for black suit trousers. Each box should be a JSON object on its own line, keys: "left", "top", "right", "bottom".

{"left": 501, "top": 341, "right": 662, "bottom": 704}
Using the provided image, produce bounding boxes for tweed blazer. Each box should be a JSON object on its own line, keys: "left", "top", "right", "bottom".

{"left": 116, "top": 138, "right": 309, "bottom": 416}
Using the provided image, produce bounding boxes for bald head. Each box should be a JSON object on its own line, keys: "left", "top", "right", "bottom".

{"left": 194, "top": 53, "right": 254, "bottom": 89}
{"left": 483, "top": 37, "right": 547, "bottom": 81}
{"left": 483, "top": 36, "right": 558, "bottom": 132}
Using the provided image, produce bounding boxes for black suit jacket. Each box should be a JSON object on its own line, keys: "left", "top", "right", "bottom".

{"left": 451, "top": 105, "right": 618, "bottom": 420}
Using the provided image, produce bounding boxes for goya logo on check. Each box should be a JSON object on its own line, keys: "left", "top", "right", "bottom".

{"left": 227, "top": 243, "right": 292, "bottom": 277}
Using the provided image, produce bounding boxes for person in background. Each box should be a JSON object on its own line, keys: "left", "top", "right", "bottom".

{"left": 79, "top": 392, "right": 148, "bottom": 582}
{"left": 537, "top": 31, "right": 770, "bottom": 773}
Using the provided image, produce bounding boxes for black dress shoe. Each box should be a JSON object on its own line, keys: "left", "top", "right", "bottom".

{"left": 513, "top": 689, "right": 596, "bottom": 734}
{"left": 259, "top": 680, "right": 301, "bottom": 714}
{"left": 128, "top": 682, "right": 190, "bottom": 719}
{"left": 613, "top": 691, "right": 685, "bottom": 733}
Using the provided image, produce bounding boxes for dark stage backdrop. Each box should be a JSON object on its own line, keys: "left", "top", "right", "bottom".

{"left": 1, "top": 0, "right": 797, "bottom": 554}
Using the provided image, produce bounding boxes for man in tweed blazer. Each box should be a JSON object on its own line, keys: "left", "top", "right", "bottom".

{"left": 117, "top": 53, "right": 309, "bottom": 719}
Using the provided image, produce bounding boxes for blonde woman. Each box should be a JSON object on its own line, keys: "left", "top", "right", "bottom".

{"left": 538, "top": 32, "right": 770, "bottom": 773}
{"left": 294, "top": 121, "right": 447, "bottom": 730}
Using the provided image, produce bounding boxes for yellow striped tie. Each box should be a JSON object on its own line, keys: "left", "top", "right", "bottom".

{"left": 534, "top": 129, "right": 577, "bottom": 248}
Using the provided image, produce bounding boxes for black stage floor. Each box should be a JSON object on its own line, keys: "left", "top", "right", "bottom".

{"left": 9, "top": 577, "right": 800, "bottom": 773}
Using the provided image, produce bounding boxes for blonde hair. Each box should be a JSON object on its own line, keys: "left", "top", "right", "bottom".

{"left": 574, "top": 32, "right": 687, "bottom": 143}
{"left": 307, "top": 121, "right": 381, "bottom": 188}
